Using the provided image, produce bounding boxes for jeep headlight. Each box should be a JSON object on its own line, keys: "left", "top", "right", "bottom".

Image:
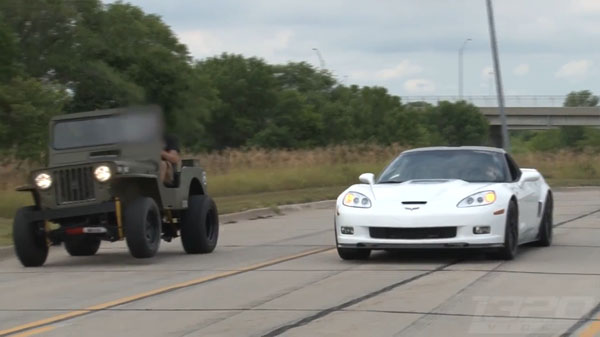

{"left": 458, "top": 191, "right": 496, "bottom": 208}
{"left": 342, "top": 191, "right": 372, "bottom": 208}
{"left": 34, "top": 173, "right": 52, "bottom": 190}
{"left": 94, "top": 165, "right": 111, "bottom": 182}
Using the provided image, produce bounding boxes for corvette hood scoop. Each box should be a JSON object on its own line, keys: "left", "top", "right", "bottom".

{"left": 370, "top": 179, "right": 490, "bottom": 205}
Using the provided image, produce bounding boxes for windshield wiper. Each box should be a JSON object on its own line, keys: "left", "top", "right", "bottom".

{"left": 378, "top": 180, "right": 404, "bottom": 184}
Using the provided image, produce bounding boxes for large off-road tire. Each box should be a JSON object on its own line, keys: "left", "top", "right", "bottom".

{"left": 337, "top": 247, "right": 371, "bottom": 260}
{"left": 124, "top": 197, "right": 161, "bottom": 258}
{"left": 535, "top": 194, "right": 553, "bottom": 247}
{"left": 180, "top": 195, "right": 219, "bottom": 254}
{"left": 13, "top": 207, "right": 48, "bottom": 267}
{"left": 64, "top": 236, "right": 101, "bottom": 256}
{"left": 491, "top": 200, "right": 519, "bottom": 260}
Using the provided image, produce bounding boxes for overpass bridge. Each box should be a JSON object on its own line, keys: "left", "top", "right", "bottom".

{"left": 400, "top": 95, "right": 600, "bottom": 146}
{"left": 481, "top": 107, "right": 600, "bottom": 147}
{"left": 480, "top": 107, "right": 600, "bottom": 129}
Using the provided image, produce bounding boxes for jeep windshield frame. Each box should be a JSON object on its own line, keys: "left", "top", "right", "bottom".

{"left": 52, "top": 113, "right": 160, "bottom": 150}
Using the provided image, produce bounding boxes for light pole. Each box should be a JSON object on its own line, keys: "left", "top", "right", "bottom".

{"left": 458, "top": 38, "right": 471, "bottom": 100}
{"left": 486, "top": 0, "right": 510, "bottom": 151}
{"left": 312, "top": 48, "right": 326, "bottom": 70}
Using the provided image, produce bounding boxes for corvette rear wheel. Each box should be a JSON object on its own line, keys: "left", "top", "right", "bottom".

{"left": 535, "top": 194, "right": 553, "bottom": 247}
{"left": 493, "top": 200, "right": 519, "bottom": 260}
{"left": 337, "top": 247, "right": 371, "bottom": 260}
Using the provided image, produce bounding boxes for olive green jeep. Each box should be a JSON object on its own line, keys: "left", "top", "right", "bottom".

{"left": 13, "top": 106, "right": 219, "bottom": 267}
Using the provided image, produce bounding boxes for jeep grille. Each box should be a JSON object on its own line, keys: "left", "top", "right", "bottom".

{"left": 55, "top": 167, "right": 95, "bottom": 204}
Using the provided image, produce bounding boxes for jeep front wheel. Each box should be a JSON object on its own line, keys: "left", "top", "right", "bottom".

{"left": 124, "top": 197, "right": 161, "bottom": 258}
{"left": 13, "top": 207, "right": 48, "bottom": 267}
{"left": 181, "top": 195, "right": 219, "bottom": 254}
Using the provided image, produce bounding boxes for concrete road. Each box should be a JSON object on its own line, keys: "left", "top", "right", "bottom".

{"left": 1, "top": 188, "right": 600, "bottom": 337}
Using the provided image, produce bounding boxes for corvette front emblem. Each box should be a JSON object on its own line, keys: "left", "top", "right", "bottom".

{"left": 405, "top": 207, "right": 420, "bottom": 211}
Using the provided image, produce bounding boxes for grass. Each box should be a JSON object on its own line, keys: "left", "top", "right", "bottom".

{"left": 1, "top": 145, "right": 600, "bottom": 246}
{"left": 0, "top": 190, "right": 33, "bottom": 219}
{"left": 0, "top": 218, "right": 11, "bottom": 246}
{"left": 214, "top": 186, "right": 346, "bottom": 214}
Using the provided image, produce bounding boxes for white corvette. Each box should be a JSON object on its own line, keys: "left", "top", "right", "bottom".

{"left": 335, "top": 147, "right": 553, "bottom": 260}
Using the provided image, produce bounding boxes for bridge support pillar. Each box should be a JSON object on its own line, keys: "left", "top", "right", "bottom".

{"left": 489, "top": 125, "right": 503, "bottom": 148}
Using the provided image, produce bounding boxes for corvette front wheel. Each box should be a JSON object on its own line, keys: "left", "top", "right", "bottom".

{"left": 337, "top": 247, "right": 371, "bottom": 260}
{"left": 534, "top": 194, "right": 553, "bottom": 247}
{"left": 492, "top": 200, "right": 519, "bottom": 260}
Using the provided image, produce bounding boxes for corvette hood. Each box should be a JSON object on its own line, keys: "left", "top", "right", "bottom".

{"left": 349, "top": 180, "right": 496, "bottom": 207}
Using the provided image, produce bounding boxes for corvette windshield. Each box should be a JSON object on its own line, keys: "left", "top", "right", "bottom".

{"left": 378, "top": 150, "right": 508, "bottom": 183}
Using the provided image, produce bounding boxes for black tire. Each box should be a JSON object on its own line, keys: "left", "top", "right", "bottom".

{"left": 492, "top": 200, "right": 519, "bottom": 260}
{"left": 535, "top": 194, "right": 553, "bottom": 247}
{"left": 181, "top": 195, "right": 219, "bottom": 254}
{"left": 64, "top": 236, "right": 101, "bottom": 256}
{"left": 124, "top": 197, "right": 161, "bottom": 258}
{"left": 337, "top": 247, "right": 371, "bottom": 260}
{"left": 13, "top": 207, "right": 48, "bottom": 267}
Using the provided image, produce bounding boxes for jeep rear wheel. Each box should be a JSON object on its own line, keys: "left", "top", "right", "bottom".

{"left": 64, "top": 236, "right": 101, "bottom": 256}
{"left": 13, "top": 207, "right": 48, "bottom": 267}
{"left": 181, "top": 195, "right": 219, "bottom": 254}
{"left": 124, "top": 197, "right": 161, "bottom": 258}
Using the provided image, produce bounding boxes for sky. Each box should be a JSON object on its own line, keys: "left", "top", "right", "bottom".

{"left": 104, "top": 0, "right": 600, "bottom": 98}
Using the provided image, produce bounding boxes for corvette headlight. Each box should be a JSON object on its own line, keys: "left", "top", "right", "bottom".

{"left": 34, "top": 173, "right": 52, "bottom": 190}
{"left": 343, "top": 191, "right": 372, "bottom": 208}
{"left": 458, "top": 191, "right": 496, "bottom": 208}
{"left": 94, "top": 165, "right": 111, "bottom": 182}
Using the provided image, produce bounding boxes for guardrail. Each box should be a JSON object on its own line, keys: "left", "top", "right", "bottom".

{"left": 401, "top": 95, "right": 567, "bottom": 107}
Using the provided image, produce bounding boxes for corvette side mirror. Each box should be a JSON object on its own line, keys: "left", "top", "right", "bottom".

{"left": 359, "top": 173, "right": 375, "bottom": 185}
{"left": 520, "top": 170, "right": 541, "bottom": 184}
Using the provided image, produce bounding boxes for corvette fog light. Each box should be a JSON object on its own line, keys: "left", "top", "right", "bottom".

{"left": 473, "top": 226, "right": 491, "bottom": 235}
{"left": 341, "top": 226, "right": 354, "bottom": 235}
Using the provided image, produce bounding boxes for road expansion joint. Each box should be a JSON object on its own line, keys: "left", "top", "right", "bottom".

{"left": 393, "top": 259, "right": 506, "bottom": 336}
{"left": 0, "top": 247, "right": 334, "bottom": 337}
{"left": 182, "top": 266, "right": 354, "bottom": 334}
{"left": 260, "top": 259, "right": 462, "bottom": 337}
{"left": 559, "top": 298, "right": 600, "bottom": 336}
{"left": 554, "top": 208, "right": 600, "bottom": 228}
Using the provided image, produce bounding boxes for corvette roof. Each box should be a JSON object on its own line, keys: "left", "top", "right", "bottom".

{"left": 403, "top": 146, "right": 506, "bottom": 154}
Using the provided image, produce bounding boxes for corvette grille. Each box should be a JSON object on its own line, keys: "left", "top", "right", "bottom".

{"left": 369, "top": 227, "right": 457, "bottom": 240}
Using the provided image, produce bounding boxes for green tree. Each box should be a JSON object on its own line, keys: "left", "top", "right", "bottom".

{"left": 564, "top": 90, "right": 599, "bottom": 107}
{"left": 0, "top": 77, "right": 70, "bottom": 162}
{"left": 561, "top": 90, "right": 598, "bottom": 148}
{"left": 0, "top": 16, "right": 20, "bottom": 81}
{"left": 250, "top": 90, "right": 324, "bottom": 148}
{"left": 196, "top": 54, "right": 278, "bottom": 149}
{"left": 347, "top": 86, "right": 403, "bottom": 143}
{"left": 427, "top": 101, "right": 489, "bottom": 146}
{"left": 383, "top": 106, "right": 432, "bottom": 146}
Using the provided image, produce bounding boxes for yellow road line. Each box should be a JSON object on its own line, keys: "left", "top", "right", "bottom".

{"left": 579, "top": 321, "right": 600, "bottom": 337}
{"left": 0, "top": 247, "right": 333, "bottom": 337}
{"left": 10, "top": 326, "right": 56, "bottom": 337}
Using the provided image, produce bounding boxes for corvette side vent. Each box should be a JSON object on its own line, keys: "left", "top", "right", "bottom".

{"left": 402, "top": 201, "right": 427, "bottom": 205}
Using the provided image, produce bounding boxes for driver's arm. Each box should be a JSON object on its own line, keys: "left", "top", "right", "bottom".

{"left": 161, "top": 149, "right": 180, "bottom": 164}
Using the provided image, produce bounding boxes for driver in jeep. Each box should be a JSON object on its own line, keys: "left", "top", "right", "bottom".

{"left": 160, "top": 134, "right": 181, "bottom": 185}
